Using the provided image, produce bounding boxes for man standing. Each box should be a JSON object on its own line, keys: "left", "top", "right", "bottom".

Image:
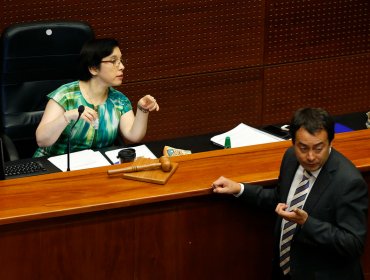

{"left": 212, "top": 108, "right": 368, "bottom": 279}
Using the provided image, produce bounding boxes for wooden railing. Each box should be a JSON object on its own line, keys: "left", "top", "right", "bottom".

{"left": 0, "top": 129, "right": 369, "bottom": 279}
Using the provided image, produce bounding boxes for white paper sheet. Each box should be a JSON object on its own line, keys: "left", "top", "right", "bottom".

{"left": 211, "top": 123, "right": 283, "bottom": 148}
{"left": 48, "top": 149, "right": 111, "bottom": 172}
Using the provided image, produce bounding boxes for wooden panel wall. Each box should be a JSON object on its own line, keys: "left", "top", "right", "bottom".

{"left": 263, "top": 0, "right": 370, "bottom": 123}
{"left": 0, "top": 195, "right": 275, "bottom": 280}
{"left": 1, "top": 0, "right": 369, "bottom": 142}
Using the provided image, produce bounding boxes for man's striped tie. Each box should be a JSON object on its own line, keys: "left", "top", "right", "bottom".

{"left": 279, "top": 169, "right": 311, "bottom": 275}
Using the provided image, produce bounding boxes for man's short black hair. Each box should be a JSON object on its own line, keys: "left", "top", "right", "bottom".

{"left": 289, "top": 107, "right": 335, "bottom": 144}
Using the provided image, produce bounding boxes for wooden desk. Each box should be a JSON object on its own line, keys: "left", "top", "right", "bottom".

{"left": 0, "top": 130, "right": 369, "bottom": 279}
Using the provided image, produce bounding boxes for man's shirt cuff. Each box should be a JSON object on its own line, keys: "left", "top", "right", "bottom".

{"left": 234, "top": 183, "right": 244, "bottom": 197}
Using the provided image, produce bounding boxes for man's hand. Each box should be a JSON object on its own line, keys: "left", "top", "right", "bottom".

{"left": 212, "top": 176, "right": 241, "bottom": 195}
{"left": 275, "top": 203, "right": 308, "bottom": 225}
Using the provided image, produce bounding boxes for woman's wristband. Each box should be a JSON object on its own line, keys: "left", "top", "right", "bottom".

{"left": 137, "top": 104, "right": 149, "bottom": 113}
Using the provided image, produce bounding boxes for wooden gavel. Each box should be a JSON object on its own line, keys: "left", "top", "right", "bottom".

{"left": 107, "top": 156, "right": 172, "bottom": 175}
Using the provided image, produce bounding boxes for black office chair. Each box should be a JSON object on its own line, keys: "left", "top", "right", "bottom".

{"left": 0, "top": 21, "right": 94, "bottom": 161}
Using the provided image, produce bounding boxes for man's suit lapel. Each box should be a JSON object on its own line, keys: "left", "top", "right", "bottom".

{"left": 304, "top": 149, "right": 338, "bottom": 212}
{"left": 280, "top": 149, "right": 299, "bottom": 202}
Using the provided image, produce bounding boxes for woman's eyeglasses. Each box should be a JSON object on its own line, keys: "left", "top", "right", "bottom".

{"left": 101, "top": 58, "right": 125, "bottom": 68}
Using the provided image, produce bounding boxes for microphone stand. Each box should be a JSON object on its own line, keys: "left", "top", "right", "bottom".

{"left": 67, "top": 135, "right": 72, "bottom": 172}
{"left": 67, "top": 105, "right": 85, "bottom": 171}
{"left": 0, "top": 138, "right": 5, "bottom": 180}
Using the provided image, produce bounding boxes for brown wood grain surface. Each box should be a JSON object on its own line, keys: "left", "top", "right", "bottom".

{"left": 0, "top": 129, "right": 369, "bottom": 226}
{"left": 0, "top": 129, "right": 369, "bottom": 279}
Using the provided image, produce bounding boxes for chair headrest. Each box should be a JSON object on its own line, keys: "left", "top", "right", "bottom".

{"left": 1, "top": 21, "right": 94, "bottom": 83}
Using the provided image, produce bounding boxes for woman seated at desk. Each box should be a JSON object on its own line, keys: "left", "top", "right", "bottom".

{"left": 34, "top": 38, "right": 159, "bottom": 157}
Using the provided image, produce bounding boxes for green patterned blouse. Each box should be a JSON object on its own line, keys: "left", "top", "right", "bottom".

{"left": 33, "top": 81, "right": 132, "bottom": 157}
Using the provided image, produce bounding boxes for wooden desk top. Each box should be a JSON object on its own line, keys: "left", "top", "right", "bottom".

{"left": 0, "top": 129, "right": 369, "bottom": 226}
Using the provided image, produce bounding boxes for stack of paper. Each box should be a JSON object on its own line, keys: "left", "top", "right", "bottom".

{"left": 48, "top": 149, "right": 111, "bottom": 172}
{"left": 211, "top": 123, "right": 283, "bottom": 148}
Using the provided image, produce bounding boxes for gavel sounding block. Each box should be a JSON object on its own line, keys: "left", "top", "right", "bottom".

{"left": 123, "top": 157, "right": 178, "bottom": 184}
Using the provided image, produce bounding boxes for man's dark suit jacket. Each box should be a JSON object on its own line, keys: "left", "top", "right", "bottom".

{"left": 241, "top": 147, "right": 368, "bottom": 280}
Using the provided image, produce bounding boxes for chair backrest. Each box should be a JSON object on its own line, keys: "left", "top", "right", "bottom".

{"left": 0, "top": 21, "right": 94, "bottom": 160}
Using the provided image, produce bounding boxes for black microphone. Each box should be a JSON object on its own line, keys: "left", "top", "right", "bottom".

{"left": 67, "top": 105, "right": 85, "bottom": 171}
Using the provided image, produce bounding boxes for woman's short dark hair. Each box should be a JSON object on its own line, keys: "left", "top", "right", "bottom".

{"left": 289, "top": 108, "right": 335, "bottom": 144}
{"left": 78, "top": 38, "right": 119, "bottom": 81}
